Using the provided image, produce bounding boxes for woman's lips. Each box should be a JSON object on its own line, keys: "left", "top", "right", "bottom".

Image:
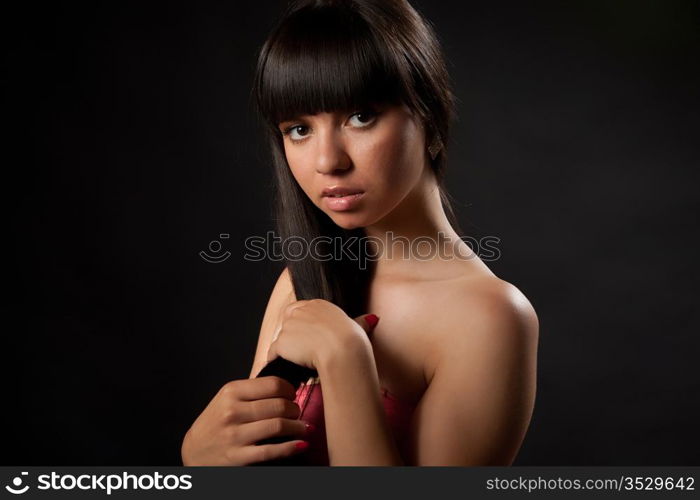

{"left": 322, "top": 192, "right": 365, "bottom": 212}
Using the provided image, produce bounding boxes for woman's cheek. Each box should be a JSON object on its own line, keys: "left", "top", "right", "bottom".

{"left": 375, "top": 149, "right": 414, "bottom": 201}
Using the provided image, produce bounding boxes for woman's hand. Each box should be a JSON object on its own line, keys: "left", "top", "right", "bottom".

{"left": 181, "top": 376, "right": 312, "bottom": 466}
{"left": 265, "top": 299, "right": 379, "bottom": 370}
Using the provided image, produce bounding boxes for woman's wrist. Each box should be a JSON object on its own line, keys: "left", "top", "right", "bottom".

{"left": 316, "top": 330, "right": 374, "bottom": 377}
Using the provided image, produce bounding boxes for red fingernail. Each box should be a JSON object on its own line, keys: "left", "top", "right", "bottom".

{"left": 295, "top": 441, "right": 309, "bottom": 451}
{"left": 365, "top": 314, "right": 379, "bottom": 330}
{"left": 304, "top": 422, "right": 316, "bottom": 433}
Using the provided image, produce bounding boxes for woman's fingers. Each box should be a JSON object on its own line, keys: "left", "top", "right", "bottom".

{"left": 354, "top": 313, "right": 380, "bottom": 334}
{"left": 238, "top": 439, "right": 310, "bottom": 465}
{"left": 237, "top": 416, "right": 310, "bottom": 445}
{"left": 222, "top": 376, "right": 297, "bottom": 401}
{"left": 225, "top": 397, "right": 301, "bottom": 424}
{"left": 183, "top": 376, "right": 308, "bottom": 466}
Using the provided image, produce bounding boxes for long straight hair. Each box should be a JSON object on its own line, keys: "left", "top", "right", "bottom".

{"left": 252, "top": 0, "right": 459, "bottom": 316}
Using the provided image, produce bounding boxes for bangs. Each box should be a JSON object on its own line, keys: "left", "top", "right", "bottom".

{"left": 255, "top": 4, "right": 408, "bottom": 128}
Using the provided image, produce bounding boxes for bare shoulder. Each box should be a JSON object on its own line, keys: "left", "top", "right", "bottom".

{"left": 404, "top": 274, "right": 540, "bottom": 465}
{"left": 274, "top": 266, "right": 296, "bottom": 301}
{"left": 248, "top": 267, "right": 297, "bottom": 378}
{"left": 458, "top": 276, "right": 538, "bottom": 337}
{"left": 422, "top": 275, "right": 539, "bottom": 381}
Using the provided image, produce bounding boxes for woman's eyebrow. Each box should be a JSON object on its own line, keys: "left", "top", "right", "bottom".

{"left": 278, "top": 115, "right": 307, "bottom": 126}
{"left": 277, "top": 113, "right": 322, "bottom": 130}
{"left": 276, "top": 117, "right": 294, "bottom": 129}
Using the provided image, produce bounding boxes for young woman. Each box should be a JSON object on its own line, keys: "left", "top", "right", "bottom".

{"left": 181, "top": 0, "right": 539, "bottom": 466}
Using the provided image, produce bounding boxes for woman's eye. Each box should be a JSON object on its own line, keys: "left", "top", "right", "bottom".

{"left": 285, "top": 125, "right": 310, "bottom": 141}
{"left": 348, "top": 110, "right": 378, "bottom": 128}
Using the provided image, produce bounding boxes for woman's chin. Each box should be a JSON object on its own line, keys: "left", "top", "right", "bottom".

{"left": 326, "top": 212, "right": 369, "bottom": 230}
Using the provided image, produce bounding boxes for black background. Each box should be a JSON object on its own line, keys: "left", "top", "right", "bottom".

{"left": 3, "top": 1, "right": 699, "bottom": 465}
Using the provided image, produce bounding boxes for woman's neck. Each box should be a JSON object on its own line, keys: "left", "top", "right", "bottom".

{"left": 364, "top": 168, "right": 475, "bottom": 280}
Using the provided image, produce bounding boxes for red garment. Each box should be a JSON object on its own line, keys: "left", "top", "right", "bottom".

{"left": 288, "top": 376, "right": 417, "bottom": 465}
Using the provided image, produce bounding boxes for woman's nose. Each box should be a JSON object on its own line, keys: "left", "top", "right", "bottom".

{"left": 314, "top": 129, "right": 351, "bottom": 175}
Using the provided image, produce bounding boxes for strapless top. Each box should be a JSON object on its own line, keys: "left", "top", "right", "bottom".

{"left": 273, "top": 376, "right": 416, "bottom": 465}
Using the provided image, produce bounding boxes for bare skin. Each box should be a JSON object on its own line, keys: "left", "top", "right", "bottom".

{"left": 182, "top": 102, "right": 539, "bottom": 465}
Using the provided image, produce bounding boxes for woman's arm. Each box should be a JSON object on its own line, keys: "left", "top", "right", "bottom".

{"left": 316, "top": 337, "right": 404, "bottom": 465}
{"left": 248, "top": 269, "right": 399, "bottom": 464}
{"left": 406, "top": 280, "right": 539, "bottom": 465}
{"left": 248, "top": 267, "right": 296, "bottom": 379}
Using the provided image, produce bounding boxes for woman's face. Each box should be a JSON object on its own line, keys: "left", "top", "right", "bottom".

{"left": 278, "top": 102, "right": 428, "bottom": 230}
